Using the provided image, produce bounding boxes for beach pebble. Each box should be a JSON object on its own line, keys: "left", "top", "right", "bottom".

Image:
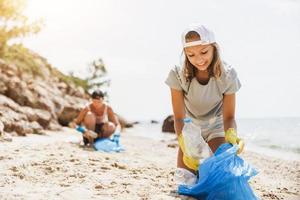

{"left": 111, "top": 162, "right": 127, "bottom": 169}
{"left": 9, "top": 166, "right": 18, "bottom": 172}
{"left": 95, "top": 184, "right": 104, "bottom": 189}
{"left": 167, "top": 143, "right": 178, "bottom": 148}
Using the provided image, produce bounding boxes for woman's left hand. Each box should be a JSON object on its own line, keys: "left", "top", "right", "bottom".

{"left": 225, "top": 128, "right": 244, "bottom": 154}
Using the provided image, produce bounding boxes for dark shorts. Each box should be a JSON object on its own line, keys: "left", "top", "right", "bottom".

{"left": 95, "top": 123, "right": 105, "bottom": 135}
{"left": 83, "top": 123, "right": 105, "bottom": 145}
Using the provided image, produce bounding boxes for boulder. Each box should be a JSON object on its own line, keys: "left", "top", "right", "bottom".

{"left": 5, "top": 76, "right": 36, "bottom": 107}
{"left": 57, "top": 95, "right": 88, "bottom": 126}
{"left": 162, "top": 115, "right": 175, "bottom": 133}
{"left": 0, "top": 94, "right": 22, "bottom": 111}
{"left": 28, "top": 121, "right": 43, "bottom": 134}
{"left": 151, "top": 120, "right": 159, "bottom": 124}
{"left": 13, "top": 121, "right": 34, "bottom": 136}
{"left": 19, "top": 106, "right": 52, "bottom": 129}
{"left": 58, "top": 104, "right": 82, "bottom": 126}
{"left": 48, "top": 120, "right": 62, "bottom": 131}
{"left": 34, "top": 109, "right": 52, "bottom": 128}
{"left": 114, "top": 114, "right": 137, "bottom": 128}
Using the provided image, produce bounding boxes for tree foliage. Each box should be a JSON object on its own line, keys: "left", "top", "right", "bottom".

{"left": 0, "top": 0, "right": 42, "bottom": 56}
{"left": 86, "top": 58, "right": 110, "bottom": 97}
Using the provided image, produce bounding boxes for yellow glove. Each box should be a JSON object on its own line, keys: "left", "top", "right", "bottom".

{"left": 236, "top": 138, "right": 245, "bottom": 154}
{"left": 177, "top": 134, "right": 199, "bottom": 171}
{"left": 225, "top": 128, "right": 238, "bottom": 144}
{"left": 225, "top": 128, "right": 244, "bottom": 154}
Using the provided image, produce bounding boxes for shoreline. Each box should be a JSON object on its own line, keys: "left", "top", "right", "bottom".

{"left": 128, "top": 122, "right": 300, "bottom": 162}
{"left": 0, "top": 127, "right": 299, "bottom": 199}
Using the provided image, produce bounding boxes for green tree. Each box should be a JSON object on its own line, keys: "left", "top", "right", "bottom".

{"left": 86, "top": 58, "right": 111, "bottom": 98}
{"left": 0, "top": 0, "right": 42, "bottom": 56}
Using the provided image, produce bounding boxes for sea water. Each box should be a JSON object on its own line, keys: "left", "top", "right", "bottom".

{"left": 128, "top": 117, "right": 300, "bottom": 161}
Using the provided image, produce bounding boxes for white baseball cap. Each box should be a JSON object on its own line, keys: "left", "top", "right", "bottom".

{"left": 182, "top": 24, "right": 216, "bottom": 48}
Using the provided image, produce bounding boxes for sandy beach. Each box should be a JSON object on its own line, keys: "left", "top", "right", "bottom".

{"left": 0, "top": 127, "right": 299, "bottom": 200}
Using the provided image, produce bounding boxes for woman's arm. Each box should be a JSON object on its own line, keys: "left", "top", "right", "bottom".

{"left": 223, "top": 93, "right": 244, "bottom": 153}
{"left": 170, "top": 88, "right": 186, "bottom": 135}
{"left": 222, "top": 93, "right": 237, "bottom": 131}
{"left": 74, "top": 107, "right": 89, "bottom": 125}
{"left": 171, "top": 88, "right": 193, "bottom": 170}
{"left": 107, "top": 106, "right": 120, "bottom": 127}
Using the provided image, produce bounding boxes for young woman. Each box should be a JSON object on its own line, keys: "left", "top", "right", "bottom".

{"left": 165, "top": 24, "right": 244, "bottom": 182}
{"left": 74, "top": 90, "right": 120, "bottom": 145}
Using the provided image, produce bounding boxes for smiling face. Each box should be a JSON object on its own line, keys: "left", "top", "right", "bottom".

{"left": 184, "top": 44, "right": 214, "bottom": 71}
{"left": 183, "top": 31, "right": 222, "bottom": 81}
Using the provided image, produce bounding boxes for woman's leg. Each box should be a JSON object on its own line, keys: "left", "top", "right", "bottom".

{"left": 101, "top": 122, "right": 116, "bottom": 138}
{"left": 207, "top": 137, "right": 226, "bottom": 153}
{"left": 83, "top": 111, "right": 96, "bottom": 130}
{"left": 177, "top": 148, "right": 197, "bottom": 174}
{"left": 82, "top": 112, "right": 96, "bottom": 145}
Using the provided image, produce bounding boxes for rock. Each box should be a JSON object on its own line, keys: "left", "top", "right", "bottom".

{"left": 151, "top": 120, "right": 159, "bottom": 124}
{"left": 13, "top": 121, "right": 34, "bottom": 136}
{"left": 20, "top": 106, "right": 38, "bottom": 122}
{"left": 5, "top": 76, "right": 36, "bottom": 107}
{"left": 28, "top": 121, "right": 43, "bottom": 134}
{"left": 57, "top": 95, "right": 88, "bottom": 126}
{"left": 34, "top": 96, "right": 56, "bottom": 116}
{"left": 167, "top": 143, "right": 178, "bottom": 148}
{"left": 0, "top": 79, "right": 7, "bottom": 94}
{"left": 35, "top": 109, "right": 52, "bottom": 128}
{"left": 0, "top": 95, "right": 49, "bottom": 130}
{"left": 115, "top": 114, "right": 136, "bottom": 128}
{"left": 67, "top": 84, "right": 86, "bottom": 99}
{"left": 0, "top": 121, "right": 4, "bottom": 135}
{"left": 27, "top": 79, "right": 65, "bottom": 118}
{"left": 48, "top": 120, "right": 62, "bottom": 131}
{"left": 19, "top": 106, "right": 52, "bottom": 129}
{"left": 52, "top": 96, "right": 66, "bottom": 116}
{"left": 1, "top": 115, "right": 33, "bottom": 136}
{"left": 0, "top": 94, "right": 21, "bottom": 112}
{"left": 0, "top": 106, "right": 28, "bottom": 124}
{"left": 58, "top": 104, "right": 83, "bottom": 126}
{"left": 162, "top": 115, "right": 175, "bottom": 133}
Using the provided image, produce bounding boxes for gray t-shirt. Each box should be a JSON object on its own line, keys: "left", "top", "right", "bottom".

{"left": 165, "top": 63, "right": 241, "bottom": 121}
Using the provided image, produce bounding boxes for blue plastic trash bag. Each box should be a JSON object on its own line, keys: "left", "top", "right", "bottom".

{"left": 93, "top": 138, "right": 124, "bottom": 152}
{"left": 94, "top": 131, "right": 124, "bottom": 152}
{"left": 178, "top": 143, "right": 259, "bottom": 200}
{"left": 75, "top": 126, "right": 124, "bottom": 152}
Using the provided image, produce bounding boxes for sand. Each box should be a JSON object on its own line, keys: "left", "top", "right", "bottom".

{"left": 0, "top": 127, "right": 299, "bottom": 200}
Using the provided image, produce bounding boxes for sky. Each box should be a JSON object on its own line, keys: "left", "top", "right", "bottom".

{"left": 22, "top": 0, "right": 300, "bottom": 121}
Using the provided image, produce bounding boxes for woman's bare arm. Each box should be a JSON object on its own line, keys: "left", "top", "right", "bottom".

{"left": 74, "top": 107, "right": 89, "bottom": 125}
{"left": 222, "top": 94, "right": 237, "bottom": 131}
{"left": 170, "top": 88, "right": 186, "bottom": 135}
{"left": 107, "top": 106, "right": 119, "bottom": 127}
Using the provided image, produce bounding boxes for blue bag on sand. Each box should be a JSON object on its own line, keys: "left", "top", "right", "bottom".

{"left": 75, "top": 126, "right": 124, "bottom": 152}
{"left": 93, "top": 132, "right": 124, "bottom": 152}
{"left": 178, "top": 143, "right": 259, "bottom": 200}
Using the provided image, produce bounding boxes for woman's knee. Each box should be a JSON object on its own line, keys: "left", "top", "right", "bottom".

{"left": 102, "top": 122, "right": 116, "bottom": 137}
{"left": 83, "top": 112, "right": 96, "bottom": 129}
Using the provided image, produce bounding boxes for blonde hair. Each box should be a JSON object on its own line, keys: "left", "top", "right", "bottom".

{"left": 183, "top": 31, "right": 223, "bottom": 83}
